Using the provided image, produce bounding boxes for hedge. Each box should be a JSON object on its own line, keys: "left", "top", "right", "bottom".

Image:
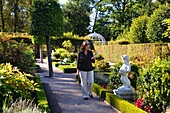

{"left": 35, "top": 75, "right": 50, "bottom": 113}
{"left": 76, "top": 75, "right": 146, "bottom": 113}
{"left": 58, "top": 65, "right": 77, "bottom": 73}
{"left": 95, "top": 43, "right": 169, "bottom": 63}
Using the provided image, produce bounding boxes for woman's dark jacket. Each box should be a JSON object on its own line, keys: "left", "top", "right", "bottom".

{"left": 77, "top": 50, "right": 95, "bottom": 71}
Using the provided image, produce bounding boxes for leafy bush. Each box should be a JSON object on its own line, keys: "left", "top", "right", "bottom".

{"left": 162, "top": 18, "right": 170, "bottom": 40}
{"left": 95, "top": 60, "right": 110, "bottom": 71}
{"left": 55, "top": 48, "right": 68, "bottom": 54}
{"left": 137, "top": 57, "right": 170, "bottom": 113}
{"left": 0, "top": 36, "right": 35, "bottom": 74}
{"left": 55, "top": 48, "right": 68, "bottom": 59}
{"left": 67, "top": 53, "right": 77, "bottom": 62}
{"left": 62, "top": 40, "right": 72, "bottom": 51}
{"left": 129, "top": 15, "right": 149, "bottom": 43}
{"left": 146, "top": 4, "right": 170, "bottom": 42}
{"left": 52, "top": 52, "right": 60, "bottom": 59}
{"left": 95, "top": 54, "right": 104, "bottom": 61}
{"left": 108, "top": 62, "right": 122, "bottom": 90}
{"left": 0, "top": 63, "right": 39, "bottom": 108}
{"left": 94, "top": 71, "right": 109, "bottom": 86}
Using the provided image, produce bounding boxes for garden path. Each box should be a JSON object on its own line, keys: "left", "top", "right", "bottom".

{"left": 35, "top": 58, "right": 121, "bottom": 113}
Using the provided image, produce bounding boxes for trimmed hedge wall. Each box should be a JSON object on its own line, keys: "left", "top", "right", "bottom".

{"left": 58, "top": 65, "right": 77, "bottom": 73}
{"left": 95, "top": 43, "right": 169, "bottom": 63}
{"left": 92, "top": 83, "right": 146, "bottom": 113}
{"left": 35, "top": 75, "right": 50, "bottom": 113}
{"left": 76, "top": 75, "right": 146, "bottom": 113}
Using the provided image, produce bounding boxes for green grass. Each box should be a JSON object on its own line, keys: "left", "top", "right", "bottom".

{"left": 35, "top": 75, "right": 50, "bottom": 113}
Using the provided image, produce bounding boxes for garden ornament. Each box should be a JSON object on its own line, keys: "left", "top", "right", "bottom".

{"left": 118, "top": 55, "right": 133, "bottom": 91}
{"left": 114, "top": 55, "right": 136, "bottom": 101}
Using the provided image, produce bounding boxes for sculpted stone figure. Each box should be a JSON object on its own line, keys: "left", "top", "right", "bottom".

{"left": 118, "top": 55, "right": 132, "bottom": 91}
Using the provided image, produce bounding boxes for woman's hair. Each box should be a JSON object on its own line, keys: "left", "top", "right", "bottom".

{"left": 81, "top": 40, "right": 90, "bottom": 51}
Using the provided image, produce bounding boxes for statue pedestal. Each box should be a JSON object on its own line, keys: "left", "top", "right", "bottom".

{"left": 113, "top": 88, "right": 137, "bottom": 101}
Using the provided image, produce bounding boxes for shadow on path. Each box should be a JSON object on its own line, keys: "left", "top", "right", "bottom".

{"left": 43, "top": 83, "right": 62, "bottom": 113}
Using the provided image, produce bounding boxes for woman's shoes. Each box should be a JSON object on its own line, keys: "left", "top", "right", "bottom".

{"left": 83, "top": 97, "right": 88, "bottom": 100}
{"left": 90, "top": 95, "right": 93, "bottom": 98}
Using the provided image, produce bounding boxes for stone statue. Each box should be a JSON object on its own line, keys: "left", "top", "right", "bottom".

{"left": 114, "top": 55, "right": 136, "bottom": 100}
{"left": 118, "top": 55, "right": 132, "bottom": 91}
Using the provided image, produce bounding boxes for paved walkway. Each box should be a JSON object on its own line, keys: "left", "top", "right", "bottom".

{"left": 35, "top": 59, "right": 121, "bottom": 113}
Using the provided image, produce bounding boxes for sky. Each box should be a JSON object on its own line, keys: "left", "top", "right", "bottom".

{"left": 59, "top": 0, "right": 68, "bottom": 4}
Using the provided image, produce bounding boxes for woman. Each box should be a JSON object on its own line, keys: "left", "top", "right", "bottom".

{"left": 77, "top": 40, "right": 96, "bottom": 100}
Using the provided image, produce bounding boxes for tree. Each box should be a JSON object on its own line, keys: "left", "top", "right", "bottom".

{"left": 162, "top": 19, "right": 170, "bottom": 41}
{"left": 30, "top": 0, "right": 64, "bottom": 77}
{"left": 63, "top": 0, "right": 91, "bottom": 36}
{"left": 146, "top": 4, "right": 170, "bottom": 42}
{"left": 32, "top": 36, "right": 46, "bottom": 63}
{"left": 0, "top": 0, "right": 5, "bottom": 31}
{"left": 129, "top": 15, "right": 149, "bottom": 43}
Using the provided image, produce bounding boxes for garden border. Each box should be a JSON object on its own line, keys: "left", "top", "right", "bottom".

{"left": 35, "top": 75, "right": 50, "bottom": 113}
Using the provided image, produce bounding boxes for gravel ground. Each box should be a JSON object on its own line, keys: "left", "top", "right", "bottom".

{"left": 36, "top": 59, "right": 121, "bottom": 113}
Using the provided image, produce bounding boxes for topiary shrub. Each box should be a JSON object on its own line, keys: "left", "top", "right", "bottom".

{"left": 137, "top": 57, "right": 170, "bottom": 113}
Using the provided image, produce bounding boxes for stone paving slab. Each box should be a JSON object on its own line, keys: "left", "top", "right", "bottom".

{"left": 36, "top": 59, "right": 121, "bottom": 113}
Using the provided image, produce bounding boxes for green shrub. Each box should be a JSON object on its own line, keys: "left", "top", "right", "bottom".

{"left": 62, "top": 40, "right": 72, "bottom": 51}
{"left": 0, "top": 36, "right": 35, "bottom": 74}
{"left": 146, "top": 4, "right": 170, "bottom": 42}
{"left": 95, "top": 60, "right": 110, "bottom": 71}
{"left": 108, "top": 62, "right": 122, "bottom": 90}
{"left": 52, "top": 52, "right": 60, "bottom": 59}
{"left": 92, "top": 83, "right": 146, "bottom": 113}
{"left": 0, "top": 63, "right": 39, "bottom": 108}
{"left": 95, "top": 54, "right": 104, "bottom": 61}
{"left": 129, "top": 15, "right": 149, "bottom": 43}
{"left": 137, "top": 57, "right": 170, "bottom": 113}
{"left": 55, "top": 48, "right": 68, "bottom": 54}
{"left": 162, "top": 18, "right": 170, "bottom": 40}
{"left": 94, "top": 71, "right": 109, "bottom": 86}
{"left": 58, "top": 65, "right": 77, "bottom": 73}
{"left": 67, "top": 53, "right": 77, "bottom": 62}
{"left": 35, "top": 75, "right": 50, "bottom": 113}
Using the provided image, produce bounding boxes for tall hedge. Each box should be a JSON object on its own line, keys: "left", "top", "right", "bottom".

{"left": 129, "top": 15, "right": 149, "bottom": 43}
{"left": 146, "top": 4, "right": 170, "bottom": 42}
